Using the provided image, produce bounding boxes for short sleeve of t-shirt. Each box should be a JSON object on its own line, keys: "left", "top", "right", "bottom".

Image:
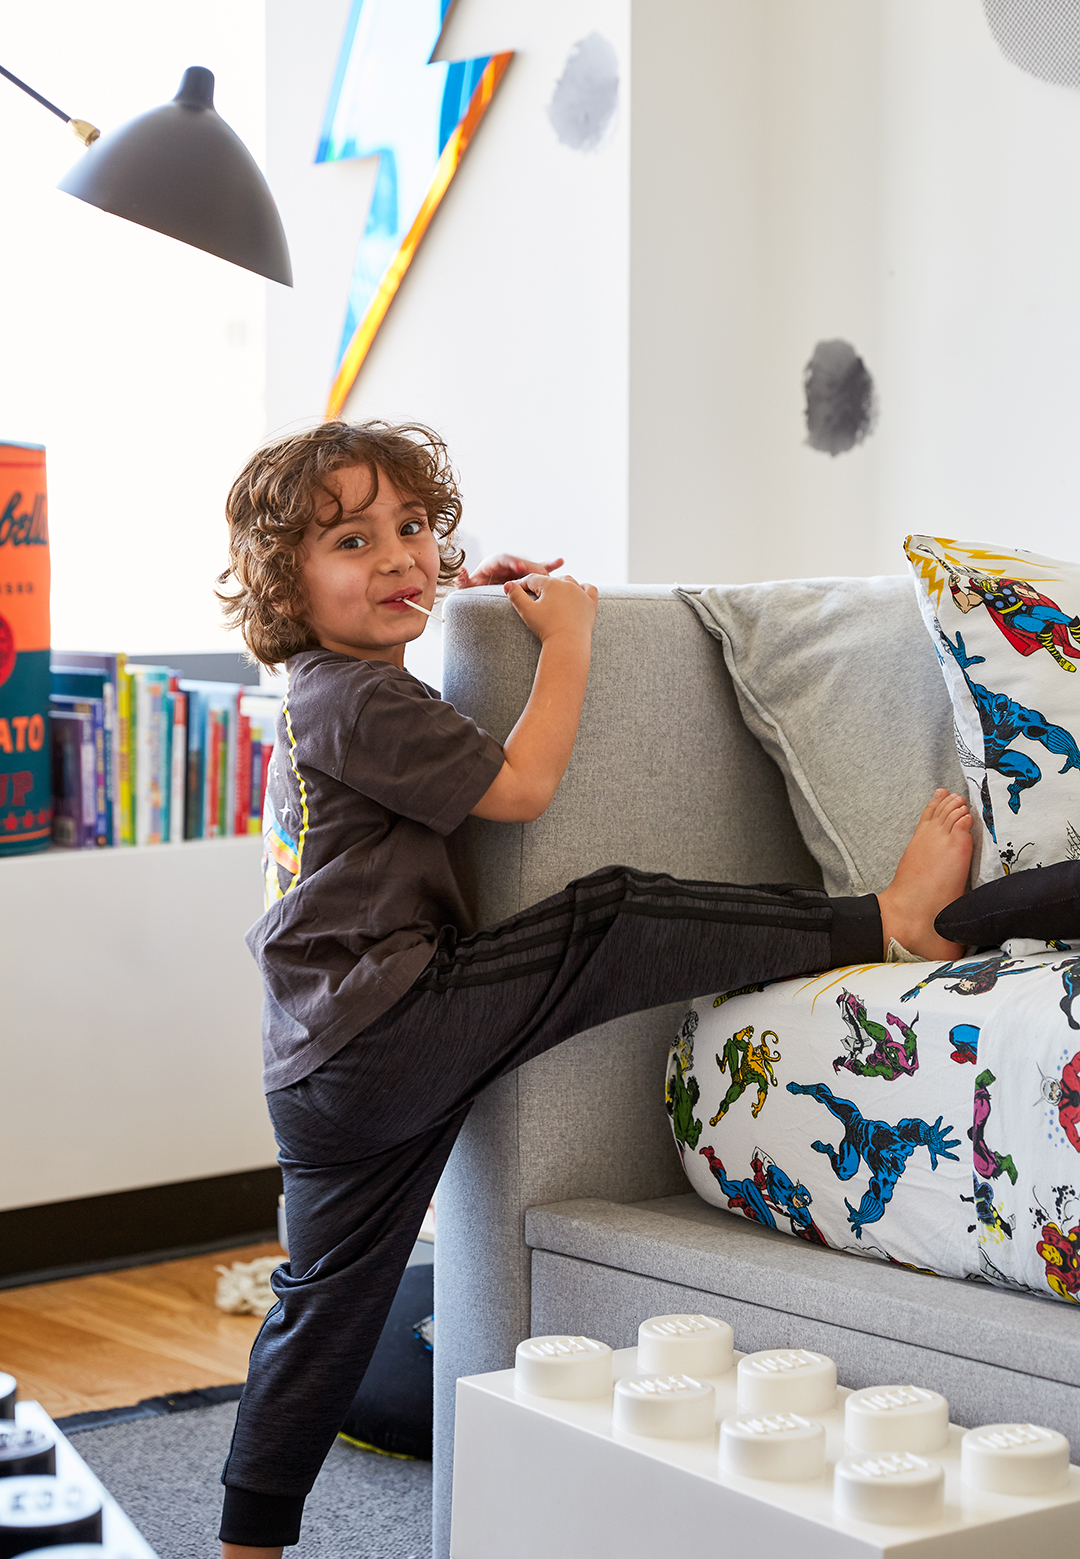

{"left": 337, "top": 666, "right": 504, "bottom": 836}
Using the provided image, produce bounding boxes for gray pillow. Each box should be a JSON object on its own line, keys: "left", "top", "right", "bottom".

{"left": 675, "top": 577, "right": 965, "bottom": 896}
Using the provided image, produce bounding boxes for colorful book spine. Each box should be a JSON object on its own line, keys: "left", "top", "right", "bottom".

{"left": 116, "top": 657, "right": 132, "bottom": 844}
{"left": 101, "top": 679, "right": 116, "bottom": 848}
{"left": 217, "top": 711, "right": 229, "bottom": 836}
{"left": 170, "top": 690, "right": 187, "bottom": 844}
{"left": 226, "top": 696, "right": 238, "bottom": 834}
{"left": 161, "top": 688, "right": 174, "bottom": 845}
{"left": 183, "top": 687, "right": 205, "bottom": 840}
{"left": 178, "top": 680, "right": 244, "bottom": 839}
{"left": 126, "top": 666, "right": 172, "bottom": 845}
{"left": 249, "top": 730, "right": 265, "bottom": 834}
{"left": 57, "top": 652, "right": 130, "bottom": 843}
{"left": 206, "top": 709, "right": 222, "bottom": 838}
{"left": 234, "top": 712, "right": 252, "bottom": 838}
{"left": 49, "top": 693, "right": 107, "bottom": 846}
{"left": 240, "top": 694, "right": 283, "bottom": 835}
{"left": 248, "top": 729, "right": 261, "bottom": 832}
{"left": 50, "top": 667, "right": 114, "bottom": 847}
{"left": 48, "top": 708, "right": 95, "bottom": 848}
{"left": 259, "top": 743, "right": 272, "bottom": 826}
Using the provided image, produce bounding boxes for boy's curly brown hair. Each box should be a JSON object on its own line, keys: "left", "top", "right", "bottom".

{"left": 217, "top": 419, "right": 465, "bottom": 666}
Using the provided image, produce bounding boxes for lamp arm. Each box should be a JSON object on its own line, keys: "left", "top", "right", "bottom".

{"left": 0, "top": 62, "right": 99, "bottom": 145}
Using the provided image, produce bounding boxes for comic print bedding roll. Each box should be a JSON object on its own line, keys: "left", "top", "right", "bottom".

{"left": 905, "top": 536, "right": 1080, "bottom": 890}
{"left": 0, "top": 441, "right": 51, "bottom": 855}
{"left": 666, "top": 942, "right": 1080, "bottom": 1305}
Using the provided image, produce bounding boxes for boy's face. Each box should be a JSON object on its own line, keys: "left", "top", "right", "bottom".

{"left": 297, "top": 463, "right": 442, "bottom": 667}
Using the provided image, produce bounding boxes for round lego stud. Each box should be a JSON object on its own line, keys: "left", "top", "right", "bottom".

{"left": 637, "top": 1314, "right": 734, "bottom": 1378}
{"left": 845, "top": 1385, "right": 949, "bottom": 1454}
{"left": 720, "top": 1411, "right": 827, "bottom": 1482}
{"left": 0, "top": 1424, "right": 56, "bottom": 1478}
{"left": 834, "top": 1452, "right": 944, "bottom": 1525}
{"left": 0, "top": 1375, "right": 14, "bottom": 1423}
{"left": 613, "top": 1374, "right": 716, "bottom": 1439}
{"left": 960, "top": 1423, "right": 1071, "bottom": 1496}
{"left": 0, "top": 1476, "right": 103, "bottom": 1552}
{"left": 514, "top": 1335, "right": 613, "bottom": 1399}
{"left": 736, "top": 1348, "right": 837, "bottom": 1415}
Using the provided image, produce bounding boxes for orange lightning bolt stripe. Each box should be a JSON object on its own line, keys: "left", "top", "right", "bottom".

{"left": 326, "top": 50, "right": 512, "bottom": 420}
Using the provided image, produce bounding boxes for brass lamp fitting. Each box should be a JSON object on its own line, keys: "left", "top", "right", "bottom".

{"left": 69, "top": 119, "right": 100, "bottom": 146}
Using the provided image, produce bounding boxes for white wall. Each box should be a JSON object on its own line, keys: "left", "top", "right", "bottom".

{"left": 264, "top": 0, "right": 377, "bottom": 442}
{"left": 630, "top": 0, "right": 1080, "bottom": 585}
{"left": 877, "top": 0, "right": 1080, "bottom": 565}
{"left": 267, "top": 0, "right": 631, "bottom": 604}
{"left": 0, "top": 1, "right": 268, "bottom": 657}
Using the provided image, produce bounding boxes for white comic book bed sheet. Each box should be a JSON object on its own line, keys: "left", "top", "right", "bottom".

{"left": 666, "top": 939, "right": 1080, "bottom": 1305}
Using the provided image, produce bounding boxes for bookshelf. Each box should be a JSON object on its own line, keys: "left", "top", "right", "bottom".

{"left": 1, "top": 836, "right": 276, "bottom": 1217}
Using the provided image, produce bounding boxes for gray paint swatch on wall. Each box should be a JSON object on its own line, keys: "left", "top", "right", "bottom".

{"left": 804, "top": 340, "right": 878, "bottom": 456}
{"left": 983, "top": 0, "right": 1080, "bottom": 90}
{"left": 548, "top": 34, "right": 619, "bottom": 151}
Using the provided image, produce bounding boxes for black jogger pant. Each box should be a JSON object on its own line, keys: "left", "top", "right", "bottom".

{"left": 219, "top": 865, "right": 881, "bottom": 1547}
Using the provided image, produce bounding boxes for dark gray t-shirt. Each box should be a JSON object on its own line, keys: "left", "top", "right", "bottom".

{"left": 247, "top": 647, "right": 505, "bottom": 1091}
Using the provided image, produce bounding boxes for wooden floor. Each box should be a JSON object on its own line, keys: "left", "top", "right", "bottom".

{"left": 0, "top": 1241, "right": 282, "bottom": 1418}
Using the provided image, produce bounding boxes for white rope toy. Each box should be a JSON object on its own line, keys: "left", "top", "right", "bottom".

{"left": 214, "top": 1256, "right": 280, "bottom": 1315}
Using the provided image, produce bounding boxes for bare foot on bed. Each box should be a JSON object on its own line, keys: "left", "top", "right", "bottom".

{"left": 876, "top": 790, "right": 973, "bottom": 961}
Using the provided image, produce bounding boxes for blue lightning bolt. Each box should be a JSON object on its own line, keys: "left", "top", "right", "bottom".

{"left": 319, "top": 0, "right": 512, "bottom": 416}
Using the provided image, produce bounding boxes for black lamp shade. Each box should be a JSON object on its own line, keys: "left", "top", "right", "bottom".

{"left": 58, "top": 67, "right": 292, "bottom": 286}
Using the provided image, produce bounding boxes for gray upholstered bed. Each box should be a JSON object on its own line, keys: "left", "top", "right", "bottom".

{"left": 431, "top": 584, "right": 1080, "bottom": 1559}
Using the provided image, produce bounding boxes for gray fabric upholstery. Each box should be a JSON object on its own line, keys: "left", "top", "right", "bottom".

{"left": 528, "top": 1249, "right": 1080, "bottom": 1455}
{"left": 676, "top": 578, "right": 966, "bottom": 895}
{"left": 433, "top": 587, "right": 820, "bottom": 1557}
{"left": 430, "top": 583, "right": 1031, "bottom": 1557}
{"left": 525, "top": 1195, "right": 1080, "bottom": 1390}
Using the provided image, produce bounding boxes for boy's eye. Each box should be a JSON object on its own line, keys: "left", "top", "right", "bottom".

{"left": 337, "top": 520, "right": 426, "bottom": 550}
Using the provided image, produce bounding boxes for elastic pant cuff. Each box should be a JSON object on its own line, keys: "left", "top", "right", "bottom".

{"left": 219, "top": 1485, "right": 306, "bottom": 1548}
{"left": 829, "top": 894, "right": 883, "bottom": 967}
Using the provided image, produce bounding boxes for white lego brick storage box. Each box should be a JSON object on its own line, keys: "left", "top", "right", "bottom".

{"left": 450, "top": 1314, "right": 1080, "bottom": 1559}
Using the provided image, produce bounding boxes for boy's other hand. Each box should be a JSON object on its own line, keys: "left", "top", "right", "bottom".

{"left": 455, "top": 554, "right": 564, "bottom": 588}
{"left": 503, "top": 572, "right": 598, "bottom": 642}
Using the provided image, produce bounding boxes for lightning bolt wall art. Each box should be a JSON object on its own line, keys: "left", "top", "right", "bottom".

{"left": 320, "top": 0, "right": 512, "bottom": 418}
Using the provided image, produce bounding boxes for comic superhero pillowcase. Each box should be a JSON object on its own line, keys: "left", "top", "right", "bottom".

{"left": 906, "top": 535, "right": 1080, "bottom": 889}
{"left": 666, "top": 946, "right": 1080, "bottom": 1306}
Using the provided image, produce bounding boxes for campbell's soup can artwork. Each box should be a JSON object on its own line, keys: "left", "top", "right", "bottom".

{"left": 0, "top": 440, "right": 51, "bottom": 855}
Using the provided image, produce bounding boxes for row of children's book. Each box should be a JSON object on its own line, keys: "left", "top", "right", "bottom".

{"left": 48, "top": 652, "right": 282, "bottom": 849}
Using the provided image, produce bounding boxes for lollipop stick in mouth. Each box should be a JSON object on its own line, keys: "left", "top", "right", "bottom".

{"left": 401, "top": 596, "right": 443, "bottom": 624}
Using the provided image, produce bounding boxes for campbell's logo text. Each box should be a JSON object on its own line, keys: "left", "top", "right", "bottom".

{"left": 0, "top": 492, "right": 48, "bottom": 547}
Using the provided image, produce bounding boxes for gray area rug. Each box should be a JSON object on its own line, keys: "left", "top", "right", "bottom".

{"left": 70, "top": 1401, "right": 432, "bottom": 1558}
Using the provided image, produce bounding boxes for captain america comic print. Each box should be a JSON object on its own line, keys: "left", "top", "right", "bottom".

{"left": 697, "top": 1144, "right": 828, "bottom": 1247}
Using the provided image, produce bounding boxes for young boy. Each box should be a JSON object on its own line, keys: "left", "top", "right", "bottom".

{"left": 216, "top": 419, "right": 974, "bottom": 1557}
